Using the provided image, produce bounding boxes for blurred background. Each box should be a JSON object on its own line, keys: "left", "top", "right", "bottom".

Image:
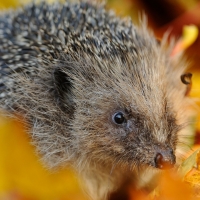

{"left": 0, "top": 0, "right": 200, "bottom": 199}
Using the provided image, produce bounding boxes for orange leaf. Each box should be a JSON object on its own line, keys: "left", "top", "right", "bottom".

{"left": 0, "top": 113, "right": 87, "bottom": 200}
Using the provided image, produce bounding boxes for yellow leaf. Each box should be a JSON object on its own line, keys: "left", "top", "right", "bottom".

{"left": 0, "top": 114, "right": 87, "bottom": 200}
{"left": 178, "top": 148, "right": 200, "bottom": 177}
{"left": 171, "top": 25, "right": 199, "bottom": 56}
{"left": 182, "top": 25, "right": 199, "bottom": 49}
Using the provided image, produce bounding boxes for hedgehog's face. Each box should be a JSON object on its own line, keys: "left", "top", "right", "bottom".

{"left": 108, "top": 109, "right": 177, "bottom": 170}
{"left": 71, "top": 92, "right": 178, "bottom": 170}
{"left": 54, "top": 52, "right": 190, "bottom": 171}
{"left": 69, "top": 70, "right": 189, "bottom": 171}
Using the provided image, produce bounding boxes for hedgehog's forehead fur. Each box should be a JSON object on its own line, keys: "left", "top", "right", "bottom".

{"left": 0, "top": 0, "right": 189, "bottom": 188}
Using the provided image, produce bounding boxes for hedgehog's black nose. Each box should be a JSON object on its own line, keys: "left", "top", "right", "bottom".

{"left": 154, "top": 148, "right": 176, "bottom": 169}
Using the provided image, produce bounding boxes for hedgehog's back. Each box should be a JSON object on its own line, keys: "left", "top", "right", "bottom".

{"left": 0, "top": 1, "right": 137, "bottom": 107}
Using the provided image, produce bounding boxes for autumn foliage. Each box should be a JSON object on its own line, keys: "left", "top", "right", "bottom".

{"left": 1, "top": 0, "right": 200, "bottom": 200}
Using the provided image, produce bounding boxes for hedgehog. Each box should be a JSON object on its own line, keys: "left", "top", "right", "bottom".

{"left": 0, "top": 1, "right": 192, "bottom": 200}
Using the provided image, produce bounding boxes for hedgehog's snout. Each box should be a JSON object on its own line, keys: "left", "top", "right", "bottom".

{"left": 154, "top": 147, "right": 176, "bottom": 169}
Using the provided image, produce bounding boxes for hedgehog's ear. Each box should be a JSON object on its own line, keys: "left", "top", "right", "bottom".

{"left": 180, "top": 72, "right": 192, "bottom": 96}
{"left": 53, "top": 68, "right": 74, "bottom": 114}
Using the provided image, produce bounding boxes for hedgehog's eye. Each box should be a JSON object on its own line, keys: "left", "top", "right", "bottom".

{"left": 112, "top": 112, "right": 126, "bottom": 124}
